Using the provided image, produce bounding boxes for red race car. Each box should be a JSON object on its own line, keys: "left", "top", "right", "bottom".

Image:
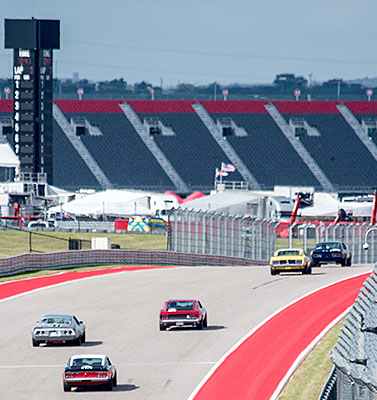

{"left": 159, "top": 299, "right": 208, "bottom": 331}
{"left": 62, "top": 354, "right": 117, "bottom": 392}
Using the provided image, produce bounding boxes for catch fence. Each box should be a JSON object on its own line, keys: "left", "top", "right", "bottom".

{"left": 167, "top": 209, "right": 276, "bottom": 260}
{"left": 168, "top": 209, "right": 377, "bottom": 263}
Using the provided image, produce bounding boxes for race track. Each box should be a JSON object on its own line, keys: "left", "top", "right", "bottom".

{"left": 0, "top": 264, "right": 373, "bottom": 400}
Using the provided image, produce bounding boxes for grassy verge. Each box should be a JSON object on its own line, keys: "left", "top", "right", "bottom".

{"left": 278, "top": 320, "right": 343, "bottom": 400}
{"left": 0, "top": 230, "right": 167, "bottom": 258}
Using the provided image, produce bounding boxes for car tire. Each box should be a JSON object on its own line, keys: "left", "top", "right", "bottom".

{"left": 341, "top": 259, "right": 347, "bottom": 267}
{"left": 159, "top": 324, "right": 166, "bottom": 331}
{"left": 270, "top": 269, "right": 277, "bottom": 276}
{"left": 63, "top": 382, "right": 71, "bottom": 392}
{"left": 197, "top": 319, "right": 204, "bottom": 330}
{"left": 32, "top": 338, "right": 39, "bottom": 347}
{"left": 347, "top": 257, "right": 352, "bottom": 267}
{"left": 81, "top": 332, "right": 86, "bottom": 343}
{"left": 105, "top": 378, "right": 113, "bottom": 391}
{"left": 203, "top": 315, "right": 208, "bottom": 328}
{"left": 312, "top": 262, "right": 319, "bottom": 267}
{"left": 75, "top": 336, "right": 82, "bottom": 346}
{"left": 113, "top": 373, "right": 117, "bottom": 387}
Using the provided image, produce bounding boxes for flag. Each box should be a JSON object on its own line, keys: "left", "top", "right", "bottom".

{"left": 221, "top": 163, "right": 236, "bottom": 173}
{"left": 216, "top": 168, "right": 228, "bottom": 177}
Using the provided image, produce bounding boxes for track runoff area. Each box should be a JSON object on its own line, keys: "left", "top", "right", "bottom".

{"left": 0, "top": 263, "right": 372, "bottom": 400}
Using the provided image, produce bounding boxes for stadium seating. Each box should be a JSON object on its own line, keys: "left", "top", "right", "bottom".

{"left": 0, "top": 99, "right": 377, "bottom": 193}
{"left": 274, "top": 101, "right": 377, "bottom": 189}
{"left": 201, "top": 101, "right": 320, "bottom": 188}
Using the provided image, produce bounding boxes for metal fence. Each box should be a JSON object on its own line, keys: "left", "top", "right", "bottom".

{"left": 168, "top": 209, "right": 377, "bottom": 263}
{"left": 167, "top": 209, "right": 277, "bottom": 260}
{"left": 330, "top": 264, "right": 377, "bottom": 399}
{"left": 288, "top": 222, "right": 377, "bottom": 264}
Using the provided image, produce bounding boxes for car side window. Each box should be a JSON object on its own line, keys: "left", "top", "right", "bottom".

{"left": 198, "top": 301, "right": 203, "bottom": 308}
{"left": 73, "top": 316, "right": 80, "bottom": 325}
{"left": 106, "top": 357, "right": 112, "bottom": 365}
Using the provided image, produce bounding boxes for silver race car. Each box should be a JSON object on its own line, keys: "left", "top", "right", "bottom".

{"left": 32, "top": 314, "right": 86, "bottom": 347}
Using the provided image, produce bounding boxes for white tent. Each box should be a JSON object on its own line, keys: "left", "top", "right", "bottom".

{"left": 48, "top": 189, "right": 178, "bottom": 217}
{"left": 0, "top": 143, "right": 19, "bottom": 168}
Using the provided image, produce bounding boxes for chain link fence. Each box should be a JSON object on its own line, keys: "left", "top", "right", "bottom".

{"left": 168, "top": 209, "right": 377, "bottom": 263}
{"left": 167, "top": 209, "right": 277, "bottom": 261}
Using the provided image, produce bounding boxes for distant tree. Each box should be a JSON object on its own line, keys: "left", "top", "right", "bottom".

{"left": 134, "top": 81, "right": 150, "bottom": 92}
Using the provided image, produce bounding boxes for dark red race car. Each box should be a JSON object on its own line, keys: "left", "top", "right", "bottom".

{"left": 159, "top": 299, "right": 207, "bottom": 331}
{"left": 62, "top": 354, "right": 117, "bottom": 392}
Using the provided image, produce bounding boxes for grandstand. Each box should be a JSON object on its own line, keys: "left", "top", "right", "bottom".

{"left": 1, "top": 99, "right": 377, "bottom": 195}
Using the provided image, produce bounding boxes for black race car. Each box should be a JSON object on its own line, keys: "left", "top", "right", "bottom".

{"left": 311, "top": 241, "right": 352, "bottom": 267}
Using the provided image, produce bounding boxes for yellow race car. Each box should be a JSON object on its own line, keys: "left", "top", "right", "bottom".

{"left": 270, "top": 248, "right": 312, "bottom": 276}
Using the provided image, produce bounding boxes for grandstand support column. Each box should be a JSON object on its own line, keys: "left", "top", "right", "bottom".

{"left": 119, "top": 103, "right": 189, "bottom": 193}
{"left": 192, "top": 103, "right": 261, "bottom": 189}
{"left": 337, "top": 104, "right": 377, "bottom": 163}
{"left": 52, "top": 104, "right": 113, "bottom": 189}
{"left": 264, "top": 103, "right": 335, "bottom": 192}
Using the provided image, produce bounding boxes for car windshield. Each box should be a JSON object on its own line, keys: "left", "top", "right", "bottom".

{"left": 41, "top": 316, "right": 72, "bottom": 325}
{"left": 277, "top": 250, "right": 300, "bottom": 256}
{"left": 167, "top": 301, "right": 195, "bottom": 311}
{"left": 71, "top": 357, "right": 103, "bottom": 367}
{"left": 315, "top": 243, "right": 341, "bottom": 250}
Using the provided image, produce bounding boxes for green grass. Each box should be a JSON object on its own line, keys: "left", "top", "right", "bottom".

{"left": 0, "top": 230, "right": 167, "bottom": 258}
{"left": 276, "top": 237, "right": 316, "bottom": 253}
{"left": 278, "top": 320, "right": 342, "bottom": 400}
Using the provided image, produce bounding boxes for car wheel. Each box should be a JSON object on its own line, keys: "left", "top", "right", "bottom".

{"left": 75, "top": 336, "right": 82, "bottom": 346}
{"left": 270, "top": 269, "right": 277, "bottom": 276}
{"left": 105, "top": 378, "right": 113, "bottom": 391}
{"left": 81, "top": 332, "right": 86, "bottom": 343}
{"left": 32, "top": 338, "right": 39, "bottom": 347}
{"left": 312, "top": 262, "right": 319, "bottom": 267}
{"left": 203, "top": 315, "right": 208, "bottom": 328}
{"left": 159, "top": 324, "right": 166, "bottom": 331}
{"left": 197, "top": 319, "right": 204, "bottom": 330}
{"left": 63, "top": 381, "right": 71, "bottom": 392}
{"left": 347, "top": 257, "right": 352, "bottom": 267}
{"left": 307, "top": 265, "right": 312, "bottom": 275}
{"left": 113, "top": 373, "right": 117, "bottom": 387}
{"left": 341, "top": 259, "right": 347, "bottom": 267}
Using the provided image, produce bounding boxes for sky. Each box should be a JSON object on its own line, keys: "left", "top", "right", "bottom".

{"left": 0, "top": 0, "right": 376, "bottom": 87}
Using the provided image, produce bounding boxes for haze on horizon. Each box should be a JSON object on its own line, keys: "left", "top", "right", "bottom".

{"left": 0, "top": 0, "right": 376, "bottom": 87}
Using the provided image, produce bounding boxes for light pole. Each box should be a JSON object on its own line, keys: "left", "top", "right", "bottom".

{"left": 363, "top": 227, "right": 377, "bottom": 250}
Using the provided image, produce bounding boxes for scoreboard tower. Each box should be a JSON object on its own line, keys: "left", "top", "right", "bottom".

{"left": 4, "top": 19, "right": 60, "bottom": 184}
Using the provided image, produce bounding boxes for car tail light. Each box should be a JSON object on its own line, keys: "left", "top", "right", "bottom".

{"left": 295, "top": 260, "right": 302, "bottom": 264}
{"left": 160, "top": 314, "right": 168, "bottom": 320}
{"left": 98, "top": 372, "right": 109, "bottom": 378}
{"left": 272, "top": 261, "right": 279, "bottom": 265}
{"left": 65, "top": 372, "right": 75, "bottom": 379}
{"left": 333, "top": 253, "right": 341, "bottom": 257}
{"left": 190, "top": 313, "right": 198, "bottom": 318}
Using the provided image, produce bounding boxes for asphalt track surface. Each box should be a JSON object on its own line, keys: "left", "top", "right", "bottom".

{"left": 0, "top": 263, "right": 373, "bottom": 400}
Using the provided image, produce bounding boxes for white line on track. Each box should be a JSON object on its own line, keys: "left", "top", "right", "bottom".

{"left": 187, "top": 270, "right": 371, "bottom": 400}
{"left": 0, "top": 362, "right": 216, "bottom": 369}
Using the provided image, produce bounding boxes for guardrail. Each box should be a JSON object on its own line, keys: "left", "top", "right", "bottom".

{"left": 330, "top": 264, "right": 377, "bottom": 398}
{"left": 318, "top": 366, "right": 337, "bottom": 400}
{"left": 0, "top": 249, "right": 268, "bottom": 277}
